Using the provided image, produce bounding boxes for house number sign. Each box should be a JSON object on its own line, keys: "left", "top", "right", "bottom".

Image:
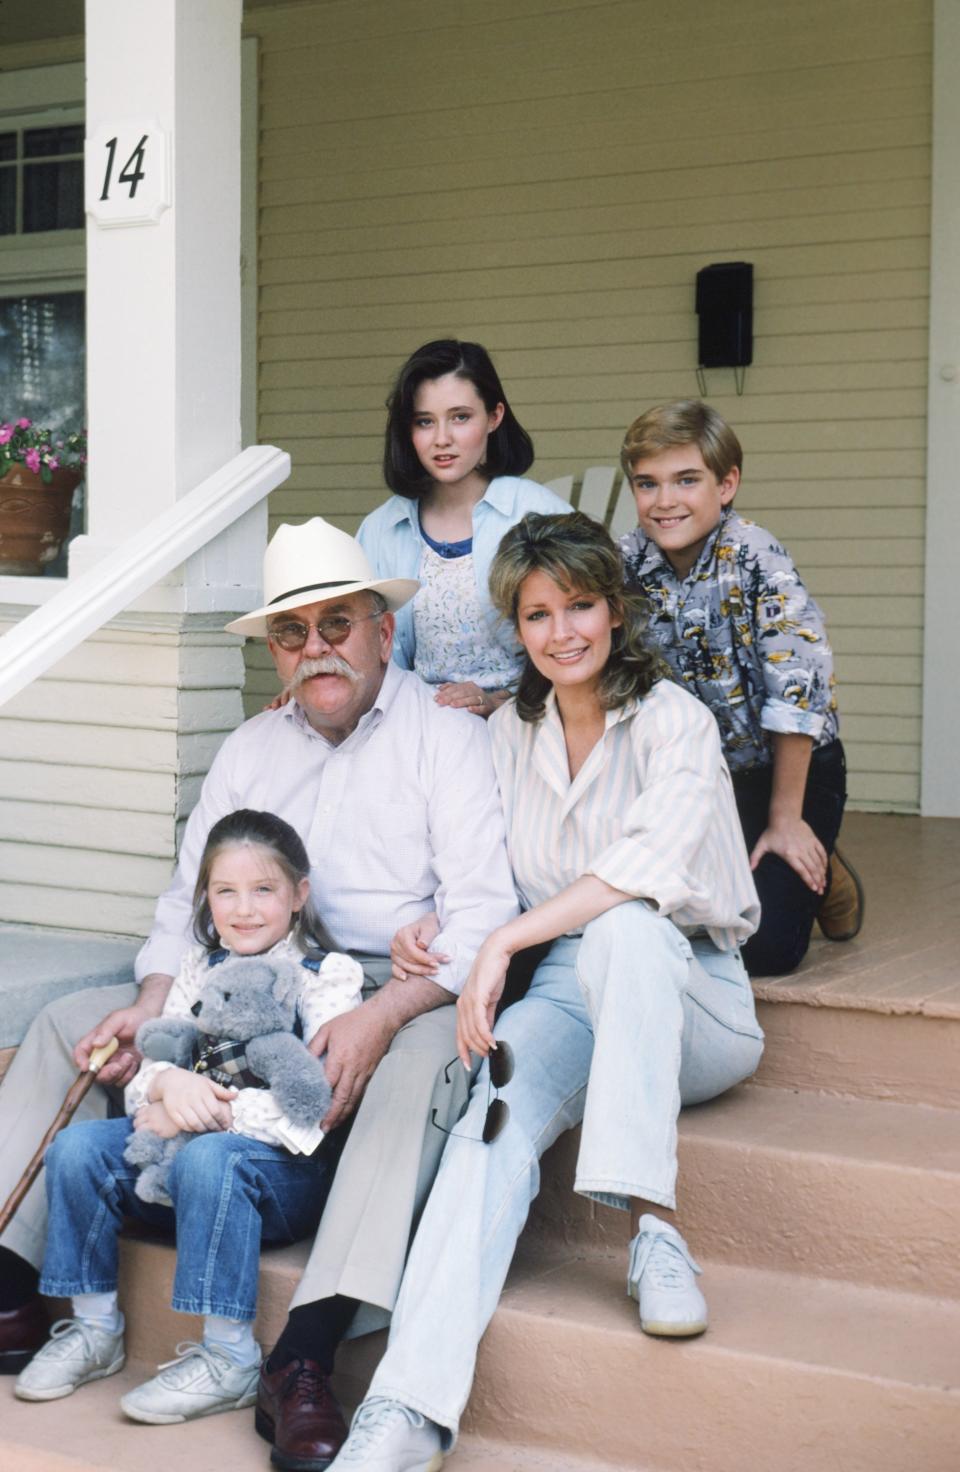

{"left": 85, "top": 122, "right": 171, "bottom": 227}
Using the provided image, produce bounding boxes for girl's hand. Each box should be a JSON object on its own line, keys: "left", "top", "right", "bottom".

{"left": 390, "top": 913, "right": 448, "bottom": 980}
{"left": 263, "top": 688, "right": 293, "bottom": 713}
{"left": 133, "top": 1101, "right": 181, "bottom": 1138}
{"left": 434, "top": 682, "right": 501, "bottom": 718}
{"left": 456, "top": 936, "right": 512, "bottom": 1067}
{"left": 750, "top": 815, "right": 828, "bottom": 894}
{"left": 153, "top": 1067, "right": 237, "bottom": 1133}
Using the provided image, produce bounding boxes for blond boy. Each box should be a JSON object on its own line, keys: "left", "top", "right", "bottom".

{"left": 618, "top": 400, "right": 862, "bottom": 975}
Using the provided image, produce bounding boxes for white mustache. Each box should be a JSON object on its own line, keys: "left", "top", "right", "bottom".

{"left": 286, "top": 654, "right": 360, "bottom": 695}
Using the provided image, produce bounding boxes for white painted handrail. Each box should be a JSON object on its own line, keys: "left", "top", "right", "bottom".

{"left": 0, "top": 444, "right": 290, "bottom": 709}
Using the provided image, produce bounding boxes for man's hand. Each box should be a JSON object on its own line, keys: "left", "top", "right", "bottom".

{"left": 133, "top": 1101, "right": 181, "bottom": 1138}
{"left": 456, "top": 935, "right": 512, "bottom": 1068}
{"left": 73, "top": 974, "right": 173, "bottom": 1088}
{"left": 152, "top": 1067, "right": 236, "bottom": 1133}
{"left": 750, "top": 814, "right": 828, "bottom": 894}
{"left": 390, "top": 912, "right": 447, "bottom": 980}
{"left": 309, "top": 1003, "right": 396, "bottom": 1131}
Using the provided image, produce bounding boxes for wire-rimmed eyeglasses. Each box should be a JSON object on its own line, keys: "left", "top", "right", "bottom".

{"left": 431, "top": 1041, "right": 514, "bottom": 1144}
{"left": 267, "top": 609, "right": 382, "bottom": 651}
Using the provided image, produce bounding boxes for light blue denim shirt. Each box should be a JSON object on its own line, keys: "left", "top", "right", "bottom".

{"left": 357, "top": 475, "right": 572, "bottom": 673}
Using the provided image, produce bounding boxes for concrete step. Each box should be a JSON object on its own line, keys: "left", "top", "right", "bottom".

{"left": 528, "top": 1085, "right": 960, "bottom": 1296}
{"left": 0, "top": 922, "right": 138, "bottom": 1081}
{"left": 1, "top": 1354, "right": 637, "bottom": 1472}
{"left": 746, "top": 809, "right": 960, "bottom": 1110}
{"left": 12, "top": 1246, "right": 959, "bottom": 1472}
{"left": 463, "top": 1249, "right": 960, "bottom": 1472}
{"left": 18, "top": 1242, "right": 954, "bottom": 1472}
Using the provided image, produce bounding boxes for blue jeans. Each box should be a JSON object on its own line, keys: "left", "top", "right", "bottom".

{"left": 366, "top": 901, "right": 764, "bottom": 1441}
{"left": 40, "top": 1117, "right": 333, "bottom": 1321}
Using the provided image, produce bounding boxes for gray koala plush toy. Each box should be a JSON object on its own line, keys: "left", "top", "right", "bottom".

{"left": 122, "top": 952, "right": 332, "bottom": 1205}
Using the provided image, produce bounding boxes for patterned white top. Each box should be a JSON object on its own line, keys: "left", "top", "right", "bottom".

{"left": 125, "top": 935, "right": 363, "bottom": 1153}
{"left": 489, "top": 679, "right": 760, "bottom": 952}
{"left": 413, "top": 543, "right": 519, "bottom": 691}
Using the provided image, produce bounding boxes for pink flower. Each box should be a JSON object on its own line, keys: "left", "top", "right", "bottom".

{"left": 25, "top": 448, "right": 41, "bottom": 474}
{"left": 16, "top": 418, "right": 31, "bottom": 429}
{"left": 0, "top": 424, "right": 12, "bottom": 445}
{"left": 47, "top": 456, "right": 59, "bottom": 470}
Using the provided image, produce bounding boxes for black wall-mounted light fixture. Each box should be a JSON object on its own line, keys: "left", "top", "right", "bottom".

{"left": 695, "top": 261, "right": 753, "bottom": 396}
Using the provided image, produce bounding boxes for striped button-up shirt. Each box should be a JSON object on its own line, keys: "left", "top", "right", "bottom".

{"left": 489, "top": 678, "right": 759, "bottom": 951}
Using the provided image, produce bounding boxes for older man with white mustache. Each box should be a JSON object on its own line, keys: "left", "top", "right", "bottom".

{"left": 0, "top": 518, "right": 519, "bottom": 1471}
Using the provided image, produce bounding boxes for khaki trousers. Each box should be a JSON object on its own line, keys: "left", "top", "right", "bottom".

{"left": 0, "top": 970, "right": 466, "bottom": 1333}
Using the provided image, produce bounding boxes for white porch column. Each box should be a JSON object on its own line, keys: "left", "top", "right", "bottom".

{"left": 922, "top": 0, "right": 960, "bottom": 817}
{"left": 0, "top": 0, "right": 268, "bottom": 941}
{"left": 75, "top": 0, "right": 263, "bottom": 604}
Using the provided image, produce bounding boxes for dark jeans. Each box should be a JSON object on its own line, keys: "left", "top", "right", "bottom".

{"left": 732, "top": 739, "right": 847, "bottom": 977}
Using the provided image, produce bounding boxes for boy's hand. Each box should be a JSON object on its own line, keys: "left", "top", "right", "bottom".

{"left": 153, "top": 1067, "right": 236, "bottom": 1132}
{"left": 750, "top": 816, "right": 828, "bottom": 894}
{"left": 133, "top": 1101, "right": 181, "bottom": 1138}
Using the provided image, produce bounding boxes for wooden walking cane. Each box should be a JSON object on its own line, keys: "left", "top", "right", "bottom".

{"left": 0, "top": 1036, "right": 119, "bottom": 1236}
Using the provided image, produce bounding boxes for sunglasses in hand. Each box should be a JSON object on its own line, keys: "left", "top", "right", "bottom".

{"left": 432, "top": 1040, "right": 514, "bottom": 1145}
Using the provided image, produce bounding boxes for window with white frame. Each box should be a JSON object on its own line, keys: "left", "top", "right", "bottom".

{"left": 0, "top": 66, "right": 85, "bottom": 577}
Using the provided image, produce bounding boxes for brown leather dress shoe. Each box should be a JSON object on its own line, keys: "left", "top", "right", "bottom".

{"left": 0, "top": 1297, "right": 50, "bottom": 1375}
{"left": 817, "top": 847, "right": 865, "bottom": 942}
{"left": 255, "top": 1357, "right": 348, "bottom": 1472}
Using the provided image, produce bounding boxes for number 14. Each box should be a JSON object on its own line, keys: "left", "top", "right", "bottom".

{"left": 99, "top": 134, "right": 148, "bottom": 201}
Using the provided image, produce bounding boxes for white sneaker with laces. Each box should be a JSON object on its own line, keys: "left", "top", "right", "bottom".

{"left": 14, "top": 1317, "right": 125, "bottom": 1401}
{"left": 627, "top": 1214, "right": 708, "bottom": 1337}
{"left": 119, "top": 1339, "right": 260, "bottom": 1424}
{"left": 330, "top": 1397, "right": 444, "bottom": 1472}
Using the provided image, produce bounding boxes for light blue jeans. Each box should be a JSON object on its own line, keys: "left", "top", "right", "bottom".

{"left": 366, "top": 901, "right": 764, "bottom": 1441}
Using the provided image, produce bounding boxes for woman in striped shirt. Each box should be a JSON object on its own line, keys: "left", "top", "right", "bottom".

{"left": 345, "top": 512, "right": 766, "bottom": 1464}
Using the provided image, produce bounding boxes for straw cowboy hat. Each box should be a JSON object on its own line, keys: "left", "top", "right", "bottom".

{"left": 225, "top": 517, "right": 419, "bottom": 638}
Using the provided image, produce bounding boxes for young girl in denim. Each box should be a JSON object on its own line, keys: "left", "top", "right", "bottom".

{"left": 357, "top": 338, "right": 569, "bottom": 719}
{"left": 15, "top": 809, "right": 362, "bottom": 1426}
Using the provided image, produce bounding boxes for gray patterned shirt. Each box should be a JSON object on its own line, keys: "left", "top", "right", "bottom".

{"left": 619, "top": 508, "right": 839, "bottom": 773}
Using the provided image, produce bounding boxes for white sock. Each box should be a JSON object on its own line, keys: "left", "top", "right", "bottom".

{"left": 203, "top": 1314, "right": 258, "bottom": 1366}
{"left": 73, "top": 1291, "right": 123, "bottom": 1334}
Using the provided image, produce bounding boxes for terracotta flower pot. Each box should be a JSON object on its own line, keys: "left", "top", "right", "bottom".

{"left": 0, "top": 464, "right": 82, "bottom": 576}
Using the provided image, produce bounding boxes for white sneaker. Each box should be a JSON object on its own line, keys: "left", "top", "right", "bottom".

{"left": 330, "top": 1397, "right": 444, "bottom": 1472}
{"left": 120, "top": 1340, "right": 260, "bottom": 1424}
{"left": 627, "top": 1215, "right": 708, "bottom": 1337}
{"left": 14, "top": 1318, "right": 125, "bottom": 1401}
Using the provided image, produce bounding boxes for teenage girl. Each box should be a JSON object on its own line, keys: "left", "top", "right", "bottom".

{"left": 15, "top": 809, "right": 362, "bottom": 1427}
{"left": 357, "top": 338, "right": 571, "bottom": 718}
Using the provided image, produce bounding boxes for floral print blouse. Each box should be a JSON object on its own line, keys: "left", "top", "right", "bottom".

{"left": 619, "top": 508, "right": 839, "bottom": 773}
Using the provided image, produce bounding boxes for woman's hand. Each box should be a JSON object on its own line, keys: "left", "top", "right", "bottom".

{"left": 750, "top": 815, "right": 828, "bottom": 894}
{"left": 133, "top": 1101, "right": 181, "bottom": 1138}
{"left": 434, "top": 682, "right": 507, "bottom": 718}
{"left": 263, "top": 688, "right": 293, "bottom": 713}
{"left": 456, "top": 935, "right": 513, "bottom": 1067}
{"left": 152, "top": 1067, "right": 236, "bottom": 1133}
{"left": 390, "top": 912, "right": 448, "bottom": 980}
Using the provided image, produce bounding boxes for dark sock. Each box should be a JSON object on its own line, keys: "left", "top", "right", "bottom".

{"left": 0, "top": 1247, "right": 40, "bottom": 1312}
{"left": 266, "top": 1295, "right": 359, "bottom": 1375}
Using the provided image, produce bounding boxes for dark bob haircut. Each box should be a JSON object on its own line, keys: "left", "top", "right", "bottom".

{"left": 192, "top": 808, "right": 335, "bottom": 960}
{"left": 383, "top": 339, "right": 535, "bottom": 499}
{"left": 488, "top": 511, "right": 665, "bottom": 723}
